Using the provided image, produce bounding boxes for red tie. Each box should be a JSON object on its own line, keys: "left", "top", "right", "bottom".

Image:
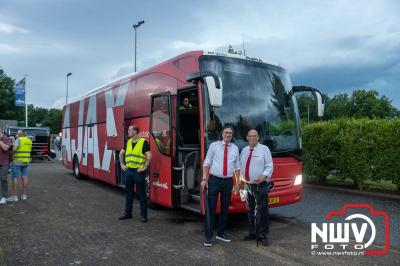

{"left": 245, "top": 148, "right": 254, "bottom": 181}
{"left": 223, "top": 144, "right": 228, "bottom": 176}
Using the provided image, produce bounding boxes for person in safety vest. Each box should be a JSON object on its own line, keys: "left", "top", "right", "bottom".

{"left": 118, "top": 124, "right": 152, "bottom": 223}
{"left": 8, "top": 129, "right": 32, "bottom": 202}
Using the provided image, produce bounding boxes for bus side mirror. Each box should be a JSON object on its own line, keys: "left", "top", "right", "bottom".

{"left": 287, "top": 86, "right": 325, "bottom": 117}
{"left": 186, "top": 71, "right": 223, "bottom": 107}
{"left": 204, "top": 76, "right": 222, "bottom": 107}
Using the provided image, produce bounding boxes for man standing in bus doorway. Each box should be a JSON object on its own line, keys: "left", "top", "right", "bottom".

{"left": 118, "top": 125, "right": 152, "bottom": 223}
{"left": 201, "top": 125, "right": 240, "bottom": 247}
{"left": 239, "top": 129, "right": 273, "bottom": 246}
{"left": 0, "top": 126, "right": 11, "bottom": 204}
{"left": 9, "top": 129, "right": 32, "bottom": 201}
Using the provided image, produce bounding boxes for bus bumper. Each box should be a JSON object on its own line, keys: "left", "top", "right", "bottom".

{"left": 228, "top": 184, "right": 303, "bottom": 213}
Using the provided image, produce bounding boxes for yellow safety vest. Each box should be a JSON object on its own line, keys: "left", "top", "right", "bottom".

{"left": 125, "top": 138, "right": 146, "bottom": 169}
{"left": 14, "top": 136, "right": 32, "bottom": 163}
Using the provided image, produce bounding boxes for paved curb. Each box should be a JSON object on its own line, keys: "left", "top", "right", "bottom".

{"left": 304, "top": 183, "right": 400, "bottom": 200}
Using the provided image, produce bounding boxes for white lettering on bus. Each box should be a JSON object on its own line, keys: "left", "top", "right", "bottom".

{"left": 83, "top": 95, "right": 100, "bottom": 168}
{"left": 62, "top": 105, "right": 71, "bottom": 162}
{"left": 101, "top": 82, "right": 128, "bottom": 171}
{"left": 64, "top": 83, "right": 128, "bottom": 172}
{"left": 71, "top": 100, "right": 85, "bottom": 164}
{"left": 152, "top": 181, "right": 168, "bottom": 190}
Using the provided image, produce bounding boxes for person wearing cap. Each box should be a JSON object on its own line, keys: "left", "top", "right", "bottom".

{"left": 201, "top": 125, "right": 240, "bottom": 247}
{"left": 118, "top": 125, "right": 152, "bottom": 223}
{"left": 239, "top": 129, "right": 273, "bottom": 246}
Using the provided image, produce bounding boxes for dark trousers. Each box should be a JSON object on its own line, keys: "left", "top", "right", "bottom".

{"left": 124, "top": 168, "right": 147, "bottom": 218}
{"left": 246, "top": 182, "right": 269, "bottom": 239}
{"left": 0, "top": 165, "right": 9, "bottom": 198}
{"left": 204, "top": 175, "right": 233, "bottom": 240}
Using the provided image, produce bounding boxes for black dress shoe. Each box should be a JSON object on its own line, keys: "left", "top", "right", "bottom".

{"left": 118, "top": 215, "right": 132, "bottom": 220}
{"left": 243, "top": 234, "right": 256, "bottom": 241}
{"left": 141, "top": 217, "right": 147, "bottom": 223}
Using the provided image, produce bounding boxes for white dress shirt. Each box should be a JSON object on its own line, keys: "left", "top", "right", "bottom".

{"left": 240, "top": 143, "right": 273, "bottom": 184}
{"left": 203, "top": 141, "right": 240, "bottom": 178}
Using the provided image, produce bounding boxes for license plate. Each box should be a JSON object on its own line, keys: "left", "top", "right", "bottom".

{"left": 268, "top": 197, "right": 279, "bottom": 205}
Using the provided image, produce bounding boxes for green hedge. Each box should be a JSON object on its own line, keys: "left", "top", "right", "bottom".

{"left": 302, "top": 118, "right": 400, "bottom": 190}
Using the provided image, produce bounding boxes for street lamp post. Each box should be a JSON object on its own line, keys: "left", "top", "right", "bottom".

{"left": 66, "top": 72, "right": 72, "bottom": 105}
{"left": 133, "top": 20, "right": 145, "bottom": 72}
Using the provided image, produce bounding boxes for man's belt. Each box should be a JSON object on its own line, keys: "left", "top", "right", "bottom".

{"left": 210, "top": 174, "right": 232, "bottom": 179}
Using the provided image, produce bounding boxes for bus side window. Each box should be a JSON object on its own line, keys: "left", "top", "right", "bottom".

{"left": 151, "top": 95, "right": 172, "bottom": 156}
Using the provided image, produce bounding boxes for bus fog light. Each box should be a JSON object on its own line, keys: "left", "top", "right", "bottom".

{"left": 294, "top": 175, "right": 302, "bottom": 186}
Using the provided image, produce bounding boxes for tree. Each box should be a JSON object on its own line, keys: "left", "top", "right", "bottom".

{"left": 28, "top": 105, "right": 49, "bottom": 126}
{"left": 42, "top": 108, "right": 62, "bottom": 134}
{"left": 26, "top": 105, "right": 62, "bottom": 133}
{"left": 296, "top": 93, "right": 330, "bottom": 123}
{"left": 350, "top": 90, "right": 397, "bottom": 119}
{"left": 0, "top": 68, "right": 24, "bottom": 121}
{"left": 0, "top": 67, "right": 62, "bottom": 133}
{"left": 325, "top": 93, "right": 352, "bottom": 119}
{"left": 298, "top": 89, "right": 399, "bottom": 121}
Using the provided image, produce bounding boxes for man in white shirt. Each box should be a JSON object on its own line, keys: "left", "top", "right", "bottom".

{"left": 201, "top": 125, "right": 240, "bottom": 247}
{"left": 239, "top": 129, "right": 273, "bottom": 246}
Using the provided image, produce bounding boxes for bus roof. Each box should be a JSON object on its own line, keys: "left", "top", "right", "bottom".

{"left": 67, "top": 50, "right": 284, "bottom": 106}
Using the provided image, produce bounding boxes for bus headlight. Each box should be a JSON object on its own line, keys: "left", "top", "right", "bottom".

{"left": 294, "top": 175, "right": 302, "bottom": 186}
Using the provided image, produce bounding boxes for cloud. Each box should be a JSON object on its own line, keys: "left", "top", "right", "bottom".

{"left": 110, "top": 62, "right": 133, "bottom": 80}
{"left": 0, "top": 43, "right": 19, "bottom": 54}
{"left": 291, "top": 56, "right": 400, "bottom": 107}
{"left": 25, "top": 42, "right": 79, "bottom": 56}
{"left": 160, "top": 0, "right": 400, "bottom": 108}
{"left": 164, "top": 0, "right": 400, "bottom": 71}
{"left": 51, "top": 97, "right": 65, "bottom": 109}
{"left": 0, "top": 22, "right": 29, "bottom": 34}
{"left": 51, "top": 96, "right": 80, "bottom": 110}
{"left": 169, "top": 40, "right": 219, "bottom": 51}
{"left": 2, "top": 0, "right": 399, "bottom": 110}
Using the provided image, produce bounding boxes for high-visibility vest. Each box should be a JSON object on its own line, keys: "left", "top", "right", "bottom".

{"left": 14, "top": 136, "right": 32, "bottom": 163}
{"left": 125, "top": 138, "right": 146, "bottom": 169}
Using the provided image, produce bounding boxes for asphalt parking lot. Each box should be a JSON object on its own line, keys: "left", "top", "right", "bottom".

{"left": 0, "top": 161, "right": 399, "bottom": 265}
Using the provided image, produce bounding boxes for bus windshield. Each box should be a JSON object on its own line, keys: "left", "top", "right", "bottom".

{"left": 200, "top": 55, "right": 300, "bottom": 152}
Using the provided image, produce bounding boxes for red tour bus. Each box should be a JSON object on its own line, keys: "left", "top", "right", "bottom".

{"left": 61, "top": 50, "right": 324, "bottom": 214}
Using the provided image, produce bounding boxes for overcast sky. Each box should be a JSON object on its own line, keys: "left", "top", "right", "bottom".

{"left": 1, "top": 0, "right": 399, "bottom": 109}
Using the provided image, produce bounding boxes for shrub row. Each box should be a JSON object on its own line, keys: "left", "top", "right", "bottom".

{"left": 302, "top": 118, "right": 400, "bottom": 190}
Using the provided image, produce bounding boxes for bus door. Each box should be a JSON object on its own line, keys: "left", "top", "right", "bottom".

{"left": 175, "top": 87, "right": 202, "bottom": 213}
{"left": 150, "top": 93, "right": 173, "bottom": 207}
